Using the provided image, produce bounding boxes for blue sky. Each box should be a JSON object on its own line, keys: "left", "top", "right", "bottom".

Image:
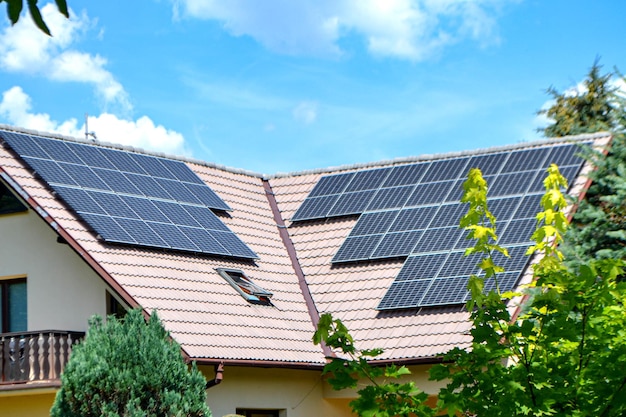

{"left": 0, "top": 1, "right": 623, "bottom": 174}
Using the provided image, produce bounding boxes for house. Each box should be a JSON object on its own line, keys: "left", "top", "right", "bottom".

{"left": 0, "top": 125, "right": 610, "bottom": 417}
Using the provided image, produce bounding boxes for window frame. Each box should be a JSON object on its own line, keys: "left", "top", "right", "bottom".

{"left": 0, "top": 181, "right": 27, "bottom": 216}
{"left": 216, "top": 268, "right": 273, "bottom": 305}
{"left": 235, "top": 409, "right": 281, "bottom": 417}
{"left": 0, "top": 277, "right": 27, "bottom": 333}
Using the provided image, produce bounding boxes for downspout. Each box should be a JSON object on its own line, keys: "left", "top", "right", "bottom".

{"left": 205, "top": 362, "right": 224, "bottom": 389}
{"left": 262, "top": 179, "right": 333, "bottom": 358}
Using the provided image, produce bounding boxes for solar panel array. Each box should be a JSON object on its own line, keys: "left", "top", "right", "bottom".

{"left": 292, "top": 142, "right": 588, "bottom": 309}
{"left": 0, "top": 131, "right": 257, "bottom": 259}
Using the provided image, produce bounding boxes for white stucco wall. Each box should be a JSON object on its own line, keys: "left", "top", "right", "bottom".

{"left": 0, "top": 208, "right": 109, "bottom": 332}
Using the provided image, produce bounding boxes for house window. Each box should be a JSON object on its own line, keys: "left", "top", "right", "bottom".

{"left": 0, "top": 278, "right": 27, "bottom": 333}
{"left": 216, "top": 268, "right": 273, "bottom": 305}
{"left": 106, "top": 292, "right": 127, "bottom": 320}
{"left": 236, "top": 409, "right": 280, "bottom": 417}
{"left": 0, "top": 181, "right": 27, "bottom": 215}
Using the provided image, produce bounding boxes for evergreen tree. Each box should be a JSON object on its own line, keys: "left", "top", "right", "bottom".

{"left": 539, "top": 61, "right": 626, "bottom": 265}
{"left": 51, "top": 309, "right": 211, "bottom": 417}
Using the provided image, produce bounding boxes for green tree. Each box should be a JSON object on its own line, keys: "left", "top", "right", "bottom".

{"left": 1, "top": 0, "right": 69, "bottom": 35}
{"left": 539, "top": 61, "right": 626, "bottom": 267}
{"left": 51, "top": 309, "right": 211, "bottom": 417}
{"left": 315, "top": 166, "right": 626, "bottom": 416}
{"left": 538, "top": 61, "right": 620, "bottom": 137}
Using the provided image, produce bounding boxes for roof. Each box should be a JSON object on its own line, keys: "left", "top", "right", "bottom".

{"left": 0, "top": 125, "right": 610, "bottom": 366}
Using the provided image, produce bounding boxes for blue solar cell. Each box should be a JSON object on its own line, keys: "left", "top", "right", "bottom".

{"left": 159, "top": 159, "right": 204, "bottom": 184}
{"left": 183, "top": 205, "right": 230, "bottom": 231}
{"left": 467, "top": 152, "right": 507, "bottom": 176}
{"left": 491, "top": 246, "right": 530, "bottom": 272}
{"left": 370, "top": 230, "right": 423, "bottom": 259}
{"left": 36, "top": 138, "right": 83, "bottom": 164}
{"left": 437, "top": 251, "right": 481, "bottom": 278}
{"left": 420, "top": 276, "right": 469, "bottom": 306}
{"left": 179, "top": 227, "right": 230, "bottom": 256}
{"left": 545, "top": 143, "right": 584, "bottom": 168}
{"left": 444, "top": 179, "right": 465, "bottom": 202}
{"left": 131, "top": 153, "right": 177, "bottom": 180}
{"left": 483, "top": 272, "right": 521, "bottom": 295}
{"left": 69, "top": 143, "right": 117, "bottom": 169}
{"left": 429, "top": 204, "right": 467, "bottom": 228}
{"left": 291, "top": 195, "right": 340, "bottom": 221}
{"left": 114, "top": 218, "right": 168, "bottom": 248}
{"left": 377, "top": 280, "right": 432, "bottom": 310}
{"left": 23, "top": 157, "right": 77, "bottom": 186}
{"left": 60, "top": 163, "right": 112, "bottom": 191}
{"left": 489, "top": 171, "right": 537, "bottom": 197}
{"left": 421, "top": 157, "right": 470, "bottom": 182}
{"left": 411, "top": 227, "right": 460, "bottom": 253}
{"left": 350, "top": 210, "right": 399, "bottom": 236}
{"left": 104, "top": 148, "right": 147, "bottom": 174}
{"left": 388, "top": 206, "right": 437, "bottom": 232}
{"left": 326, "top": 190, "right": 376, "bottom": 217}
{"left": 332, "top": 234, "right": 384, "bottom": 262}
{"left": 120, "top": 195, "right": 170, "bottom": 223}
{"left": 405, "top": 181, "right": 455, "bottom": 207}
{"left": 366, "top": 186, "right": 413, "bottom": 211}
{"left": 382, "top": 163, "right": 427, "bottom": 187}
{"left": 148, "top": 222, "right": 200, "bottom": 252}
{"left": 1, "top": 132, "right": 49, "bottom": 158}
{"left": 209, "top": 230, "right": 258, "bottom": 259}
{"left": 54, "top": 186, "right": 107, "bottom": 215}
{"left": 454, "top": 228, "right": 475, "bottom": 250}
{"left": 499, "top": 219, "right": 536, "bottom": 245}
{"left": 94, "top": 169, "right": 143, "bottom": 195}
{"left": 309, "top": 172, "right": 354, "bottom": 197}
{"left": 155, "top": 178, "right": 202, "bottom": 205}
{"left": 488, "top": 197, "right": 522, "bottom": 222}
{"left": 124, "top": 173, "right": 171, "bottom": 199}
{"left": 513, "top": 194, "right": 542, "bottom": 219}
{"left": 152, "top": 200, "right": 202, "bottom": 227}
{"left": 395, "top": 253, "right": 447, "bottom": 281}
{"left": 344, "top": 167, "right": 392, "bottom": 192}
{"left": 501, "top": 148, "right": 550, "bottom": 173}
{"left": 185, "top": 183, "right": 231, "bottom": 211}
{"left": 86, "top": 191, "right": 139, "bottom": 219}
{"left": 78, "top": 213, "right": 136, "bottom": 244}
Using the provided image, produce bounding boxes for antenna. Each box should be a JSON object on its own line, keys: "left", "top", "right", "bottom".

{"left": 84, "top": 113, "right": 97, "bottom": 141}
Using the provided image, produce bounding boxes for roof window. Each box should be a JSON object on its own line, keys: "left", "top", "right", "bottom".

{"left": 216, "top": 268, "right": 273, "bottom": 305}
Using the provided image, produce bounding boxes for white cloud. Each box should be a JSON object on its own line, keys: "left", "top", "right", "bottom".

{"left": 0, "top": 3, "right": 130, "bottom": 112}
{"left": 172, "top": 0, "right": 509, "bottom": 60}
{"left": 0, "top": 86, "right": 187, "bottom": 156}
{"left": 292, "top": 101, "right": 318, "bottom": 124}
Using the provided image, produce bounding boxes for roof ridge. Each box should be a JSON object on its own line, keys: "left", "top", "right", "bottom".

{"left": 268, "top": 132, "right": 611, "bottom": 178}
{"left": 0, "top": 124, "right": 610, "bottom": 180}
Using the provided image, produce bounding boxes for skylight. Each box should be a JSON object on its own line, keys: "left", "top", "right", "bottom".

{"left": 217, "top": 268, "right": 273, "bottom": 305}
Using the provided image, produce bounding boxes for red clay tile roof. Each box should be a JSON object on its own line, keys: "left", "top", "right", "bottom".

{"left": 0, "top": 126, "right": 611, "bottom": 366}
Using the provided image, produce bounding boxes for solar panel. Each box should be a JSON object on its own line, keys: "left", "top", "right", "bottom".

{"left": 366, "top": 185, "right": 413, "bottom": 211}
{"left": 288, "top": 141, "right": 589, "bottom": 309}
{"left": 0, "top": 131, "right": 256, "bottom": 259}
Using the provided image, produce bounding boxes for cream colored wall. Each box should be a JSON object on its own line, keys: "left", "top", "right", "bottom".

{"left": 202, "top": 364, "right": 444, "bottom": 417}
{"left": 202, "top": 366, "right": 354, "bottom": 417}
{"left": 0, "top": 208, "right": 109, "bottom": 332}
{"left": 321, "top": 364, "right": 445, "bottom": 398}
{"left": 0, "top": 390, "right": 56, "bottom": 417}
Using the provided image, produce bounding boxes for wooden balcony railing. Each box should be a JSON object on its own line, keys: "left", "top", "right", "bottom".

{"left": 0, "top": 330, "right": 84, "bottom": 384}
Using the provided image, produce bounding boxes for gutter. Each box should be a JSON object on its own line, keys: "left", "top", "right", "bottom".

{"left": 262, "top": 179, "right": 334, "bottom": 358}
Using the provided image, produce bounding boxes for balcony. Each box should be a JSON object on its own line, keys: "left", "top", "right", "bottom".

{"left": 0, "top": 330, "right": 84, "bottom": 386}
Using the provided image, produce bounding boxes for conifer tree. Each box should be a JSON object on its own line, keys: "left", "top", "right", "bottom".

{"left": 51, "top": 309, "right": 211, "bottom": 417}
{"left": 539, "top": 61, "right": 626, "bottom": 265}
